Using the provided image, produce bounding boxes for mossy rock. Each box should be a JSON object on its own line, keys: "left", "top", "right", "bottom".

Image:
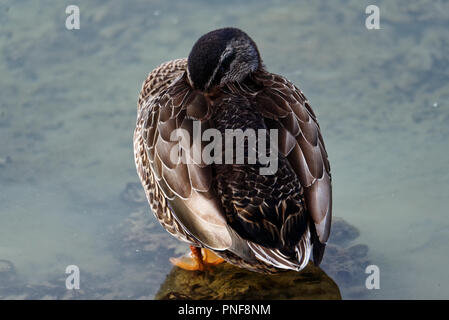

{"left": 155, "top": 262, "right": 341, "bottom": 300}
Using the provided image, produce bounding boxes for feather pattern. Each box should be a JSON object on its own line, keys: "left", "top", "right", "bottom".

{"left": 134, "top": 57, "right": 332, "bottom": 273}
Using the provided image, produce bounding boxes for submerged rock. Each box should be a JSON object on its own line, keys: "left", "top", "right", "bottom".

{"left": 0, "top": 156, "right": 12, "bottom": 168}
{"left": 120, "top": 182, "right": 147, "bottom": 207}
{"left": 115, "top": 207, "right": 187, "bottom": 262}
{"left": 155, "top": 262, "right": 341, "bottom": 300}
{"left": 320, "top": 223, "right": 371, "bottom": 299}
{"left": 0, "top": 259, "right": 17, "bottom": 287}
{"left": 328, "top": 217, "right": 360, "bottom": 246}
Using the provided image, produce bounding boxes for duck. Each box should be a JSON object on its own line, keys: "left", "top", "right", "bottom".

{"left": 134, "top": 27, "right": 332, "bottom": 273}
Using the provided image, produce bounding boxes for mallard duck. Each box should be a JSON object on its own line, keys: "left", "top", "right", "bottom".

{"left": 134, "top": 27, "right": 332, "bottom": 273}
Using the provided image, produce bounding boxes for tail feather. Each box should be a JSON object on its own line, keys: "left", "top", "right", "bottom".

{"left": 312, "top": 240, "right": 326, "bottom": 266}
{"left": 247, "top": 227, "right": 311, "bottom": 271}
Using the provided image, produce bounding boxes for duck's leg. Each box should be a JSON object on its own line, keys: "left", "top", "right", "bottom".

{"left": 169, "top": 246, "right": 205, "bottom": 271}
{"left": 169, "top": 246, "right": 225, "bottom": 271}
{"left": 200, "top": 248, "right": 225, "bottom": 266}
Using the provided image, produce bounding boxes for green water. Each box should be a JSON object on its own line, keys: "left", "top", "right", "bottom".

{"left": 0, "top": 0, "right": 448, "bottom": 299}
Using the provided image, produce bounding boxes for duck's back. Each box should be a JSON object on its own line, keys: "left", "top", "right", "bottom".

{"left": 134, "top": 57, "right": 331, "bottom": 273}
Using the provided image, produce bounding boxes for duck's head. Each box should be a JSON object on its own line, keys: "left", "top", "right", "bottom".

{"left": 187, "top": 27, "right": 262, "bottom": 92}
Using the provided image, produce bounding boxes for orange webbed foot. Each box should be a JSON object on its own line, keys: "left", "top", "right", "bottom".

{"left": 169, "top": 246, "right": 225, "bottom": 271}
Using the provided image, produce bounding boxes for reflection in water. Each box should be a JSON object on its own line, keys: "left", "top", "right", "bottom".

{"left": 156, "top": 263, "right": 341, "bottom": 300}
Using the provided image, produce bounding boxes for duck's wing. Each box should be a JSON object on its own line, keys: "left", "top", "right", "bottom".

{"left": 136, "top": 66, "right": 232, "bottom": 250}
{"left": 253, "top": 71, "right": 332, "bottom": 265}
{"left": 138, "top": 58, "right": 189, "bottom": 112}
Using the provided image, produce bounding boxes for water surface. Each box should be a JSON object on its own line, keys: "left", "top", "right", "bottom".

{"left": 0, "top": 0, "right": 448, "bottom": 299}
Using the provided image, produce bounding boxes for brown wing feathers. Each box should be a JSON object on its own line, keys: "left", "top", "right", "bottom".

{"left": 141, "top": 70, "right": 232, "bottom": 250}
{"left": 253, "top": 71, "right": 332, "bottom": 265}
{"left": 212, "top": 96, "right": 309, "bottom": 258}
{"left": 135, "top": 59, "right": 331, "bottom": 269}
